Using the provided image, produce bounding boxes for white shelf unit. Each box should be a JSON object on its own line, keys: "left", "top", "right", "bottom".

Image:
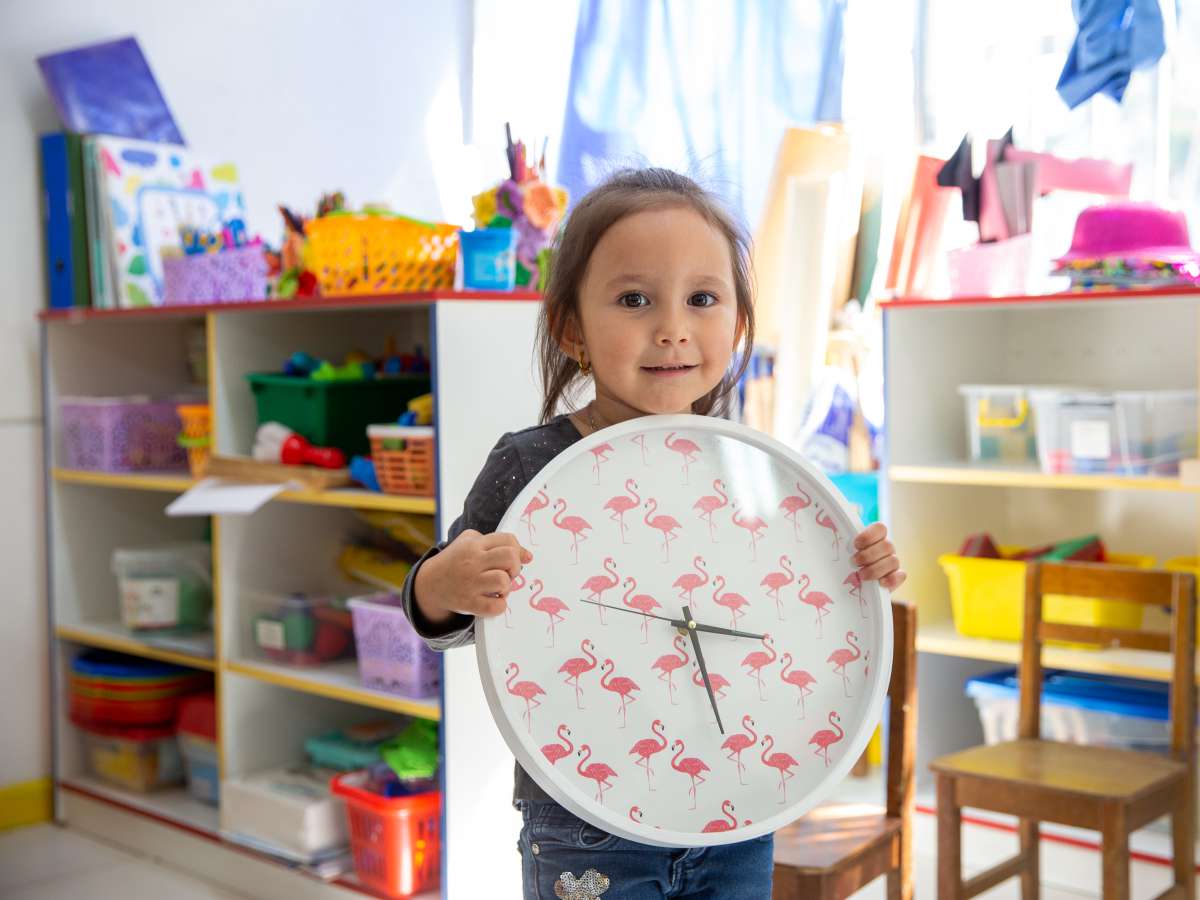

{"left": 42, "top": 292, "right": 542, "bottom": 899}
{"left": 881, "top": 290, "right": 1200, "bottom": 780}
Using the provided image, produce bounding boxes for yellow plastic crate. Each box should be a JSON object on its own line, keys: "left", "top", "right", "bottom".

{"left": 306, "top": 214, "right": 458, "bottom": 296}
{"left": 939, "top": 546, "right": 1154, "bottom": 647}
{"left": 1162, "top": 557, "right": 1200, "bottom": 643}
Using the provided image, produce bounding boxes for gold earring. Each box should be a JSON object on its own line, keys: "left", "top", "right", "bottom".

{"left": 578, "top": 348, "right": 591, "bottom": 376}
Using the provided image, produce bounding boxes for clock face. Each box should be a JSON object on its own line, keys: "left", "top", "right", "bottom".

{"left": 476, "top": 414, "right": 891, "bottom": 847}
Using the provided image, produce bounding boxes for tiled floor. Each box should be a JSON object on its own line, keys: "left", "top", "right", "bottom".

{"left": 0, "top": 824, "right": 247, "bottom": 900}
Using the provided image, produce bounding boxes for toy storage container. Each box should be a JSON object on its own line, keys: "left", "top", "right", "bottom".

{"left": 1030, "top": 388, "right": 1198, "bottom": 476}
{"left": 331, "top": 771, "right": 441, "bottom": 898}
{"left": 77, "top": 720, "right": 184, "bottom": 792}
{"left": 305, "top": 721, "right": 408, "bottom": 772}
{"left": 959, "top": 385, "right": 1039, "bottom": 465}
{"left": 221, "top": 766, "right": 348, "bottom": 862}
{"left": 177, "top": 693, "right": 218, "bottom": 805}
{"left": 113, "top": 544, "right": 213, "bottom": 632}
{"left": 348, "top": 593, "right": 440, "bottom": 698}
{"left": 250, "top": 592, "right": 356, "bottom": 666}
{"left": 966, "top": 667, "right": 1198, "bottom": 830}
{"left": 367, "top": 426, "right": 435, "bottom": 496}
{"left": 456, "top": 227, "right": 517, "bottom": 291}
{"left": 305, "top": 214, "right": 458, "bottom": 295}
{"left": 938, "top": 546, "right": 1154, "bottom": 645}
{"left": 246, "top": 373, "right": 431, "bottom": 457}
{"left": 59, "top": 396, "right": 192, "bottom": 472}
{"left": 69, "top": 651, "right": 210, "bottom": 727}
{"left": 162, "top": 244, "right": 268, "bottom": 304}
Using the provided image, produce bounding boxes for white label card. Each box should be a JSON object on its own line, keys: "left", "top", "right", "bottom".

{"left": 1070, "top": 419, "right": 1112, "bottom": 460}
{"left": 121, "top": 578, "right": 180, "bottom": 628}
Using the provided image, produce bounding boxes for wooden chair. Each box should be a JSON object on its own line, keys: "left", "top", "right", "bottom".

{"left": 773, "top": 598, "right": 918, "bottom": 900}
{"left": 931, "top": 562, "right": 1197, "bottom": 900}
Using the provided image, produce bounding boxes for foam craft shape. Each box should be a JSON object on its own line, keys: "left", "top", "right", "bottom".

{"left": 752, "top": 126, "right": 858, "bottom": 344}
{"left": 476, "top": 415, "right": 892, "bottom": 847}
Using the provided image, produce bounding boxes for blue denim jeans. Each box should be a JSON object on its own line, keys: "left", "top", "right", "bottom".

{"left": 516, "top": 801, "right": 774, "bottom": 899}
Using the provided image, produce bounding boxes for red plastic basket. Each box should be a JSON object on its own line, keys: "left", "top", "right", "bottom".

{"left": 330, "top": 772, "right": 441, "bottom": 898}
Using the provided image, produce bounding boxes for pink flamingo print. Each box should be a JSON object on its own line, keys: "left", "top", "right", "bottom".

{"left": 576, "top": 744, "right": 618, "bottom": 804}
{"left": 589, "top": 441, "right": 614, "bottom": 483}
{"left": 741, "top": 633, "right": 777, "bottom": 701}
{"left": 650, "top": 634, "right": 690, "bottom": 705}
{"left": 600, "top": 658, "right": 640, "bottom": 727}
{"left": 670, "top": 739, "right": 710, "bottom": 810}
{"left": 631, "top": 433, "right": 649, "bottom": 466}
{"left": 505, "top": 571, "right": 526, "bottom": 628}
{"left": 504, "top": 663, "right": 544, "bottom": 734}
{"left": 712, "top": 575, "right": 751, "bottom": 630}
{"left": 778, "top": 483, "right": 813, "bottom": 541}
{"left": 827, "top": 631, "right": 862, "bottom": 697}
{"left": 629, "top": 805, "right": 645, "bottom": 824}
{"left": 628, "top": 719, "right": 669, "bottom": 789}
{"left": 809, "top": 711, "right": 845, "bottom": 766}
{"left": 814, "top": 505, "right": 842, "bottom": 561}
{"left": 760, "top": 554, "right": 795, "bottom": 620}
{"left": 672, "top": 555, "right": 709, "bottom": 607}
{"left": 557, "top": 638, "right": 598, "bottom": 709}
{"left": 760, "top": 735, "right": 801, "bottom": 803}
{"left": 528, "top": 579, "right": 569, "bottom": 647}
{"left": 664, "top": 431, "right": 702, "bottom": 484}
{"left": 730, "top": 501, "right": 768, "bottom": 561}
{"left": 780, "top": 653, "right": 817, "bottom": 718}
{"left": 622, "top": 576, "right": 663, "bottom": 643}
{"left": 797, "top": 574, "right": 835, "bottom": 638}
{"left": 603, "top": 479, "right": 641, "bottom": 543}
{"left": 844, "top": 571, "right": 866, "bottom": 618}
{"left": 552, "top": 498, "right": 591, "bottom": 564}
{"left": 691, "top": 662, "right": 731, "bottom": 700}
{"left": 519, "top": 485, "right": 549, "bottom": 545}
{"left": 692, "top": 478, "right": 729, "bottom": 541}
{"left": 643, "top": 498, "right": 683, "bottom": 562}
{"left": 701, "top": 800, "right": 738, "bottom": 833}
{"left": 721, "top": 715, "right": 758, "bottom": 785}
{"left": 541, "top": 724, "right": 573, "bottom": 765}
{"left": 580, "top": 557, "right": 619, "bottom": 624}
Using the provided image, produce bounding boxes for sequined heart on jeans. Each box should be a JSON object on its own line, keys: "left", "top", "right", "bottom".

{"left": 554, "top": 868, "right": 611, "bottom": 900}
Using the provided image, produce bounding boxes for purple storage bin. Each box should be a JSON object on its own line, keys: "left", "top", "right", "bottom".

{"left": 162, "top": 245, "right": 267, "bottom": 305}
{"left": 60, "top": 396, "right": 191, "bottom": 472}
{"left": 349, "top": 593, "right": 441, "bottom": 698}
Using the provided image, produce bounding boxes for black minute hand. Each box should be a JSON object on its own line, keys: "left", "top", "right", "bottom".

{"left": 683, "top": 605, "right": 724, "bottom": 735}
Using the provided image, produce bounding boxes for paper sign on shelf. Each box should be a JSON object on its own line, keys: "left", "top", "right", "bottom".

{"left": 166, "top": 478, "right": 293, "bottom": 517}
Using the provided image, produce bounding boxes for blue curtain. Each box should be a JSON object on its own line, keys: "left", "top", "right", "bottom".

{"left": 557, "top": 0, "right": 846, "bottom": 225}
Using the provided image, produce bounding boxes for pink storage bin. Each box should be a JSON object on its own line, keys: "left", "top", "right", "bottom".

{"left": 162, "top": 245, "right": 267, "bottom": 305}
{"left": 947, "top": 233, "right": 1032, "bottom": 297}
{"left": 60, "top": 396, "right": 191, "bottom": 472}
{"left": 348, "top": 593, "right": 441, "bottom": 698}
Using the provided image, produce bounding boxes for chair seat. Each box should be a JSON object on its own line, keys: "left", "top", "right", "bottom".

{"left": 930, "top": 739, "right": 1187, "bottom": 801}
{"left": 773, "top": 802, "right": 901, "bottom": 873}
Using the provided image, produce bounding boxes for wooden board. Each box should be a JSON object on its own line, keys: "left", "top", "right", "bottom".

{"left": 206, "top": 455, "right": 351, "bottom": 490}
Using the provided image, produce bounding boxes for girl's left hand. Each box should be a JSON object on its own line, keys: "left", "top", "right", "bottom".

{"left": 852, "top": 522, "right": 906, "bottom": 592}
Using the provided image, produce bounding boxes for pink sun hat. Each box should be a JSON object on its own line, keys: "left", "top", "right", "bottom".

{"left": 1055, "top": 202, "right": 1200, "bottom": 266}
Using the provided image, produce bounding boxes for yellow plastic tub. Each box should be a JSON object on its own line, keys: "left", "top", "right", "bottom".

{"left": 1162, "top": 558, "right": 1200, "bottom": 643}
{"left": 939, "top": 546, "right": 1154, "bottom": 647}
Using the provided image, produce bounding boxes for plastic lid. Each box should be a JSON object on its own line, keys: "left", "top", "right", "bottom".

{"left": 112, "top": 543, "right": 212, "bottom": 583}
{"left": 965, "top": 667, "right": 1169, "bottom": 721}
{"left": 177, "top": 692, "right": 217, "bottom": 740}
{"left": 71, "top": 649, "right": 194, "bottom": 680}
{"left": 368, "top": 425, "right": 435, "bottom": 438}
{"left": 71, "top": 713, "right": 177, "bottom": 740}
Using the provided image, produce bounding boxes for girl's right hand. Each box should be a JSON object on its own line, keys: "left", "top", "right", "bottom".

{"left": 413, "top": 529, "right": 532, "bottom": 625}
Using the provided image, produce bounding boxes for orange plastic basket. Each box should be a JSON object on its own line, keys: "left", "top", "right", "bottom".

{"left": 176, "top": 404, "right": 211, "bottom": 478}
{"left": 330, "top": 772, "right": 441, "bottom": 898}
{"left": 368, "top": 426, "right": 435, "bottom": 496}
{"left": 306, "top": 215, "right": 458, "bottom": 295}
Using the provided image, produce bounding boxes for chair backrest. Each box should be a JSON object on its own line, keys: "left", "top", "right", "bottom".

{"left": 886, "top": 598, "right": 918, "bottom": 820}
{"left": 1020, "top": 561, "right": 1197, "bottom": 762}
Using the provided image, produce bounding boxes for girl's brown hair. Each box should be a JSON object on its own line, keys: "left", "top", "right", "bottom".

{"left": 536, "top": 167, "right": 756, "bottom": 424}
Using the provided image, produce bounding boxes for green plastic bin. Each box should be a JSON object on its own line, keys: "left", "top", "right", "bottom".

{"left": 245, "top": 373, "right": 431, "bottom": 457}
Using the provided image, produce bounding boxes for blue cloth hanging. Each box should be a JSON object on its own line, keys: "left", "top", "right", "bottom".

{"left": 556, "top": 0, "right": 845, "bottom": 226}
{"left": 1056, "top": 0, "right": 1166, "bottom": 109}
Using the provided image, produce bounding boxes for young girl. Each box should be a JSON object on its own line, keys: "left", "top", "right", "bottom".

{"left": 401, "top": 168, "right": 906, "bottom": 899}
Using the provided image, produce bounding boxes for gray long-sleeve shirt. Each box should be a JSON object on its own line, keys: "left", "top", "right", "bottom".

{"left": 400, "top": 413, "right": 583, "bottom": 805}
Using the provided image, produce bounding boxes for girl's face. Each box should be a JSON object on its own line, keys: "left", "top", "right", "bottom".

{"left": 571, "top": 205, "right": 740, "bottom": 421}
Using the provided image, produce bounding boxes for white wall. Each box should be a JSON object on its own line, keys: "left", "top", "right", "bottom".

{"left": 0, "top": 0, "right": 474, "bottom": 787}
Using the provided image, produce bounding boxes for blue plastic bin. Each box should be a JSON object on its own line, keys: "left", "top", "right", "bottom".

{"left": 457, "top": 227, "right": 517, "bottom": 291}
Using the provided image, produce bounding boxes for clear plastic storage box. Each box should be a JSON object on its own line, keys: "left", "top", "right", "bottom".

{"left": 959, "top": 385, "right": 1040, "bottom": 465}
{"left": 112, "top": 544, "right": 213, "bottom": 632}
{"left": 78, "top": 721, "right": 184, "bottom": 792}
{"left": 250, "top": 592, "right": 355, "bottom": 667}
